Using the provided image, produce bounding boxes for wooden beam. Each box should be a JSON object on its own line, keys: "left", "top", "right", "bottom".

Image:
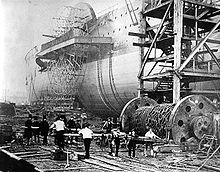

{"left": 138, "top": 0, "right": 146, "bottom": 99}
{"left": 173, "top": 0, "right": 183, "bottom": 103}
{"left": 197, "top": 9, "right": 210, "bottom": 19}
{"left": 128, "top": 32, "right": 148, "bottom": 38}
{"left": 42, "top": 34, "right": 58, "bottom": 39}
{"left": 197, "top": 49, "right": 218, "bottom": 54}
{"left": 133, "top": 42, "right": 149, "bottom": 47}
{"left": 181, "top": 71, "right": 220, "bottom": 80}
{"left": 147, "top": 54, "right": 174, "bottom": 63}
{"left": 133, "top": 36, "right": 174, "bottom": 48}
{"left": 141, "top": 71, "right": 174, "bottom": 81}
{"left": 204, "top": 43, "right": 220, "bottom": 69}
{"left": 138, "top": 0, "right": 174, "bottom": 78}
{"left": 83, "top": 158, "right": 122, "bottom": 171}
{"left": 183, "top": 36, "right": 220, "bottom": 44}
{"left": 178, "top": 19, "right": 220, "bottom": 71}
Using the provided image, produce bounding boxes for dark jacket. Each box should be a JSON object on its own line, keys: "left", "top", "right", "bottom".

{"left": 40, "top": 120, "right": 49, "bottom": 136}
{"left": 24, "top": 119, "right": 32, "bottom": 138}
{"left": 67, "top": 119, "right": 76, "bottom": 129}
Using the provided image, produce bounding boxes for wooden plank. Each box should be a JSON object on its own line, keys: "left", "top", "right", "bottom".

{"left": 14, "top": 151, "right": 38, "bottom": 156}
{"left": 82, "top": 158, "right": 123, "bottom": 171}
{"left": 19, "top": 153, "right": 51, "bottom": 158}
{"left": 91, "top": 156, "right": 130, "bottom": 171}
{"left": 82, "top": 159, "right": 123, "bottom": 171}
{"left": 147, "top": 54, "right": 174, "bottom": 62}
{"left": 39, "top": 146, "right": 56, "bottom": 153}
{"left": 64, "top": 132, "right": 126, "bottom": 138}
{"left": 181, "top": 71, "right": 220, "bottom": 80}
{"left": 43, "top": 167, "right": 96, "bottom": 172}
{"left": 141, "top": 71, "right": 174, "bottom": 81}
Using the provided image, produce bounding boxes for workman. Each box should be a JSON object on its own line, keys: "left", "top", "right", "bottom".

{"left": 40, "top": 115, "right": 49, "bottom": 145}
{"left": 50, "top": 116, "right": 66, "bottom": 150}
{"left": 75, "top": 119, "right": 82, "bottom": 132}
{"left": 78, "top": 123, "right": 93, "bottom": 159}
{"left": 109, "top": 128, "right": 121, "bottom": 156}
{"left": 102, "top": 117, "right": 113, "bottom": 133}
{"left": 32, "top": 116, "right": 40, "bottom": 144}
{"left": 67, "top": 116, "right": 76, "bottom": 131}
{"left": 24, "top": 115, "right": 32, "bottom": 146}
{"left": 127, "top": 129, "right": 137, "bottom": 158}
{"left": 144, "top": 127, "right": 161, "bottom": 157}
{"left": 66, "top": 116, "right": 76, "bottom": 144}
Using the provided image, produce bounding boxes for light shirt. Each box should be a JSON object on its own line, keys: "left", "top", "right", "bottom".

{"left": 145, "top": 129, "right": 158, "bottom": 139}
{"left": 79, "top": 127, "right": 93, "bottom": 139}
{"left": 112, "top": 129, "right": 120, "bottom": 138}
{"left": 50, "top": 120, "right": 65, "bottom": 131}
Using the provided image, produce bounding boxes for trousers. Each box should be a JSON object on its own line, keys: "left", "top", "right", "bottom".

{"left": 84, "top": 138, "right": 92, "bottom": 158}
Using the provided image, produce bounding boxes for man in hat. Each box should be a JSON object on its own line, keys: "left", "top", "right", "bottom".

{"left": 109, "top": 128, "right": 121, "bottom": 156}
{"left": 75, "top": 119, "right": 82, "bottom": 132}
{"left": 127, "top": 128, "right": 138, "bottom": 158}
{"left": 67, "top": 116, "right": 76, "bottom": 131}
{"left": 67, "top": 116, "right": 76, "bottom": 143}
{"left": 40, "top": 115, "right": 49, "bottom": 145}
{"left": 78, "top": 123, "right": 93, "bottom": 159}
{"left": 24, "top": 115, "right": 32, "bottom": 145}
{"left": 32, "top": 115, "right": 40, "bottom": 144}
{"left": 102, "top": 117, "right": 113, "bottom": 133}
{"left": 50, "top": 116, "right": 66, "bottom": 150}
{"left": 144, "top": 126, "right": 160, "bottom": 157}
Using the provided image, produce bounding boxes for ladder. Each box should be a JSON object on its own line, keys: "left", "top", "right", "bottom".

{"left": 125, "top": 0, "right": 138, "bottom": 25}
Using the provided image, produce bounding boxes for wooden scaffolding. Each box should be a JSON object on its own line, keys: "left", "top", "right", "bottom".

{"left": 130, "top": 0, "right": 220, "bottom": 103}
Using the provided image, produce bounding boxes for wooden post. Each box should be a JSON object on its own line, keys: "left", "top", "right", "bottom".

{"left": 138, "top": 0, "right": 146, "bottom": 100}
{"left": 173, "top": 0, "right": 183, "bottom": 103}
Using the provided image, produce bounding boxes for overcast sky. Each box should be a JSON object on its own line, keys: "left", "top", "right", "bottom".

{"left": 0, "top": 0, "right": 120, "bottom": 104}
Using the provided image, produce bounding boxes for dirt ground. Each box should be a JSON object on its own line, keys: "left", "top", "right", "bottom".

{"left": 5, "top": 134, "right": 220, "bottom": 172}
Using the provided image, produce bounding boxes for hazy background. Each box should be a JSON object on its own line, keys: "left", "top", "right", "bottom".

{"left": 0, "top": 0, "right": 120, "bottom": 104}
